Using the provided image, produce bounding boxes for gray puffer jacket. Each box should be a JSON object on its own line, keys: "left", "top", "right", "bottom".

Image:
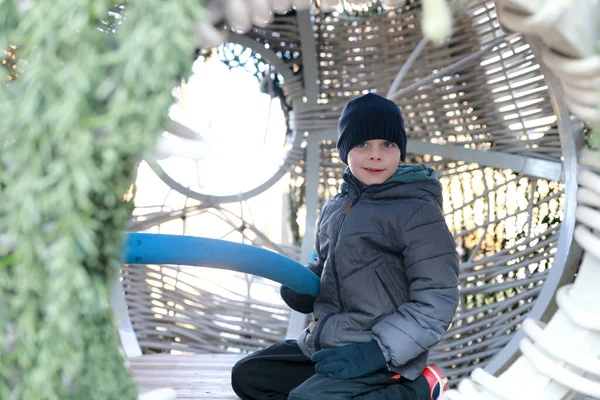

{"left": 296, "top": 165, "right": 459, "bottom": 380}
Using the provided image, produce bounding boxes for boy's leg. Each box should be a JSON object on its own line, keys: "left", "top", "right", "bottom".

{"left": 288, "top": 371, "right": 431, "bottom": 400}
{"left": 353, "top": 375, "right": 431, "bottom": 400}
{"left": 231, "top": 339, "right": 316, "bottom": 400}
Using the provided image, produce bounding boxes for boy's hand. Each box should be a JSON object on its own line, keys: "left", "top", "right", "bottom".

{"left": 280, "top": 285, "right": 316, "bottom": 314}
{"left": 311, "top": 340, "right": 387, "bottom": 380}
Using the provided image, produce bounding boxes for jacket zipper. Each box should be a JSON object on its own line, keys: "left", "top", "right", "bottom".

{"left": 376, "top": 270, "right": 400, "bottom": 309}
{"left": 315, "top": 190, "right": 362, "bottom": 350}
{"left": 343, "top": 201, "right": 354, "bottom": 214}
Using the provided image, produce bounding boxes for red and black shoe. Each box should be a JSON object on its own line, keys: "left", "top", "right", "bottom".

{"left": 422, "top": 364, "right": 450, "bottom": 400}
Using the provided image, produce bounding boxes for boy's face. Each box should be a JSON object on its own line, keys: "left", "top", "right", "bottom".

{"left": 347, "top": 139, "right": 401, "bottom": 186}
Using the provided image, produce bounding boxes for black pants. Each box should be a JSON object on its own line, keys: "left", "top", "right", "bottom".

{"left": 231, "top": 340, "right": 429, "bottom": 400}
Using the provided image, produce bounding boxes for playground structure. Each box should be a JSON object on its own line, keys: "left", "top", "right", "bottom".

{"left": 2, "top": 0, "right": 600, "bottom": 399}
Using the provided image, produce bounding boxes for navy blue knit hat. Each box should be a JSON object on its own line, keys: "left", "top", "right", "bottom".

{"left": 337, "top": 93, "right": 407, "bottom": 164}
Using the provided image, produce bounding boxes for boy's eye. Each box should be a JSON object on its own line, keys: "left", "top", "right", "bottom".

{"left": 356, "top": 142, "right": 367, "bottom": 148}
{"left": 383, "top": 141, "right": 395, "bottom": 148}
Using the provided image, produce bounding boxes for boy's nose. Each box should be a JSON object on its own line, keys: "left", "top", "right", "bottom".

{"left": 370, "top": 151, "right": 382, "bottom": 160}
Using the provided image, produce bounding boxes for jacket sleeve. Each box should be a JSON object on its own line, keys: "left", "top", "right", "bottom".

{"left": 280, "top": 204, "right": 327, "bottom": 313}
{"left": 372, "top": 202, "right": 459, "bottom": 367}
{"left": 305, "top": 236, "right": 324, "bottom": 278}
{"left": 280, "top": 248, "right": 322, "bottom": 313}
{"left": 304, "top": 200, "right": 330, "bottom": 279}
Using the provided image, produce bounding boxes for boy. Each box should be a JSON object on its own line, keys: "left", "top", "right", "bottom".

{"left": 231, "top": 93, "right": 459, "bottom": 399}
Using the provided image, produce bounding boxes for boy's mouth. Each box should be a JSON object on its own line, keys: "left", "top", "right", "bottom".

{"left": 363, "top": 167, "right": 385, "bottom": 173}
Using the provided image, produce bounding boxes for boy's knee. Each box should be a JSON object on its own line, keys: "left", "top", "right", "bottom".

{"left": 232, "top": 357, "right": 251, "bottom": 377}
{"left": 231, "top": 358, "right": 252, "bottom": 394}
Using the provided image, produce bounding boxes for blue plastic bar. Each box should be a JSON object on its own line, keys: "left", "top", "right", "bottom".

{"left": 123, "top": 233, "right": 319, "bottom": 296}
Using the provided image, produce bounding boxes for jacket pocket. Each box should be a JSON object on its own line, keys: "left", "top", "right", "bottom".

{"left": 313, "top": 314, "right": 333, "bottom": 351}
{"left": 375, "top": 264, "right": 408, "bottom": 310}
